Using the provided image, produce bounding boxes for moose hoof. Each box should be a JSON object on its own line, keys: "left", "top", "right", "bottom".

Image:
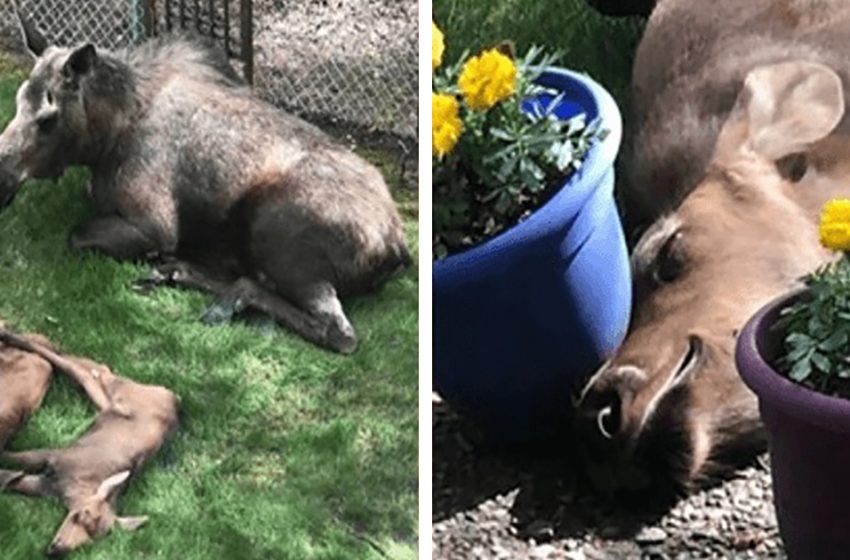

{"left": 68, "top": 230, "right": 88, "bottom": 252}
{"left": 325, "top": 320, "right": 358, "bottom": 355}
{"left": 200, "top": 300, "right": 237, "bottom": 325}
{"left": 131, "top": 269, "right": 169, "bottom": 293}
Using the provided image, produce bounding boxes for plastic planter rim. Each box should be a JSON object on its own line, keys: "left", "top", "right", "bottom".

{"left": 736, "top": 287, "right": 850, "bottom": 434}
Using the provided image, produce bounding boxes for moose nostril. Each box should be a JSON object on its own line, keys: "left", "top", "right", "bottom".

{"left": 0, "top": 190, "right": 16, "bottom": 209}
{"left": 595, "top": 391, "right": 622, "bottom": 439}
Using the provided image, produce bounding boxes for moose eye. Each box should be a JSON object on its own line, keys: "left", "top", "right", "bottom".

{"left": 77, "top": 510, "right": 98, "bottom": 535}
{"left": 45, "top": 89, "right": 54, "bottom": 105}
{"left": 654, "top": 231, "right": 685, "bottom": 284}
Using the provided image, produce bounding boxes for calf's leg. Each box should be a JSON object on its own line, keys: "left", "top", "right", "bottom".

{"left": 0, "top": 470, "right": 50, "bottom": 496}
{"left": 0, "top": 329, "right": 111, "bottom": 412}
{"left": 1, "top": 449, "right": 54, "bottom": 471}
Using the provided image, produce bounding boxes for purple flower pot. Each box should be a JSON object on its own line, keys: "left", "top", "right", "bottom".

{"left": 736, "top": 289, "right": 850, "bottom": 559}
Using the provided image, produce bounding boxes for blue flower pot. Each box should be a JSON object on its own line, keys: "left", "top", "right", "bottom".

{"left": 433, "top": 67, "right": 631, "bottom": 442}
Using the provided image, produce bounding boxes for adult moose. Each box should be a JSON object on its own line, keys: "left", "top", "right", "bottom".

{"left": 0, "top": 11, "right": 410, "bottom": 354}
{"left": 578, "top": 0, "right": 850, "bottom": 501}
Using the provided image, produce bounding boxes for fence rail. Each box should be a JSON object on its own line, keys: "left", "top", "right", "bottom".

{"left": 0, "top": 0, "right": 417, "bottom": 141}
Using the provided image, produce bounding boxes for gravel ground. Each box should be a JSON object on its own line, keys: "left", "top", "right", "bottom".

{"left": 434, "top": 395, "right": 786, "bottom": 559}
{"left": 253, "top": 0, "right": 418, "bottom": 139}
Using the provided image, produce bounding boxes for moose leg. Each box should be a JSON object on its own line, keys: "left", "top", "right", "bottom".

{"left": 197, "top": 276, "right": 351, "bottom": 352}
{"left": 289, "top": 282, "right": 357, "bottom": 354}
{"left": 0, "top": 470, "right": 50, "bottom": 496}
{"left": 134, "top": 260, "right": 344, "bottom": 351}
{"left": 49, "top": 356, "right": 112, "bottom": 412}
{"left": 1, "top": 449, "right": 54, "bottom": 471}
{"left": 134, "top": 259, "right": 233, "bottom": 296}
{"left": 69, "top": 215, "right": 164, "bottom": 261}
{"left": 0, "top": 329, "right": 111, "bottom": 412}
{"left": 224, "top": 278, "right": 356, "bottom": 354}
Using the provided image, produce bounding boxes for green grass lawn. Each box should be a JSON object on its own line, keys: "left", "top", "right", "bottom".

{"left": 434, "top": 0, "right": 643, "bottom": 108}
{"left": 0, "top": 56, "right": 418, "bottom": 560}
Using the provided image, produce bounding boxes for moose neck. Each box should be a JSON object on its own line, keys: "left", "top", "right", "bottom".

{"left": 78, "top": 54, "right": 140, "bottom": 166}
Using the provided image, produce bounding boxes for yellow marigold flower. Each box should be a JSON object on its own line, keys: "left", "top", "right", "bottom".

{"left": 432, "top": 22, "right": 444, "bottom": 71}
{"left": 819, "top": 199, "right": 850, "bottom": 251}
{"left": 432, "top": 93, "right": 462, "bottom": 158}
{"left": 458, "top": 49, "right": 517, "bottom": 111}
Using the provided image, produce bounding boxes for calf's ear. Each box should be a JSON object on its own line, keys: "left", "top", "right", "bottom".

{"left": 95, "top": 470, "right": 131, "bottom": 500}
{"left": 0, "top": 469, "right": 24, "bottom": 490}
{"left": 116, "top": 516, "right": 149, "bottom": 531}
{"left": 717, "top": 61, "right": 845, "bottom": 163}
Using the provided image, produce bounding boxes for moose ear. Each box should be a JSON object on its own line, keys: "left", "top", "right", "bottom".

{"left": 0, "top": 469, "right": 25, "bottom": 490}
{"left": 95, "top": 470, "right": 131, "bottom": 500}
{"left": 14, "top": 4, "right": 48, "bottom": 58}
{"left": 733, "top": 61, "right": 845, "bottom": 161}
{"left": 116, "top": 516, "right": 148, "bottom": 531}
{"left": 63, "top": 44, "right": 98, "bottom": 81}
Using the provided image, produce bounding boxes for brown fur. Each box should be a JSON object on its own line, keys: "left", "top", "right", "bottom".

{"left": 0, "top": 333, "right": 51, "bottom": 450}
{"left": 579, "top": 0, "right": 850, "bottom": 501}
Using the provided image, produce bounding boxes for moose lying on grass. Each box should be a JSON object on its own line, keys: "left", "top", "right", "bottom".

{"left": 0, "top": 327, "right": 51, "bottom": 450}
{"left": 577, "top": 0, "right": 850, "bottom": 503}
{"left": 0, "top": 12, "right": 411, "bottom": 354}
{"left": 0, "top": 327, "right": 179, "bottom": 557}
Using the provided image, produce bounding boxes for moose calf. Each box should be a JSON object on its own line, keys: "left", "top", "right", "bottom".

{"left": 0, "top": 328, "right": 179, "bottom": 556}
{"left": 0, "top": 329, "right": 51, "bottom": 449}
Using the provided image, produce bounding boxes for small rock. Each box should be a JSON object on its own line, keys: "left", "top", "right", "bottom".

{"left": 565, "top": 550, "right": 586, "bottom": 560}
{"left": 531, "top": 544, "right": 556, "bottom": 559}
{"left": 636, "top": 527, "right": 668, "bottom": 546}
{"left": 731, "top": 529, "right": 766, "bottom": 551}
{"left": 582, "top": 545, "right": 608, "bottom": 560}
{"left": 691, "top": 527, "right": 722, "bottom": 542}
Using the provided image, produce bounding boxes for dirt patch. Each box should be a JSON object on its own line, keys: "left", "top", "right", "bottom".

{"left": 252, "top": 0, "right": 417, "bottom": 139}
{"left": 434, "top": 395, "right": 787, "bottom": 560}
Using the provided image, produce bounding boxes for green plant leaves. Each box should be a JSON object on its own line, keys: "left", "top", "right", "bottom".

{"left": 778, "top": 255, "right": 850, "bottom": 396}
{"left": 433, "top": 45, "right": 604, "bottom": 257}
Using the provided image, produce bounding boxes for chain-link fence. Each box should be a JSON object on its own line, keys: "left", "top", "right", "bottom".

{"left": 0, "top": 0, "right": 418, "bottom": 143}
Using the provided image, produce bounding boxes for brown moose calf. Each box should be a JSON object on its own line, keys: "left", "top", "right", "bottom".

{"left": 0, "top": 328, "right": 179, "bottom": 556}
{"left": 0, "top": 332, "right": 52, "bottom": 449}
